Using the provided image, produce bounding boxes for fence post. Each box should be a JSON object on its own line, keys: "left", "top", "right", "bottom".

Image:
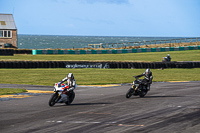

{"left": 196, "top": 37, "right": 198, "bottom": 45}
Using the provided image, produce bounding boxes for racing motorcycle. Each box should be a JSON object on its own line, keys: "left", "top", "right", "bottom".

{"left": 162, "top": 57, "right": 170, "bottom": 62}
{"left": 126, "top": 76, "right": 148, "bottom": 98}
{"left": 49, "top": 83, "right": 75, "bottom": 107}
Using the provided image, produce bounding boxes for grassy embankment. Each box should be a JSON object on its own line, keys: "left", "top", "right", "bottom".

{"left": 0, "top": 88, "right": 27, "bottom": 95}
{"left": 0, "top": 68, "right": 199, "bottom": 86}
{"left": 0, "top": 50, "right": 199, "bottom": 62}
{"left": 0, "top": 50, "right": 199, "bottom": 86}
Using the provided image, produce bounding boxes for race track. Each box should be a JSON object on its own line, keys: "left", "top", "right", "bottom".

{"left": 0, "top": 82, "right": 200, "bottom": 133}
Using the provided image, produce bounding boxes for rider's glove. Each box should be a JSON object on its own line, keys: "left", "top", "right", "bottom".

{"left": 58, "top": 82, "right": 62, "bottom": 87}
{"left": 58, "top": 84, "right": 60, "bottom": 87}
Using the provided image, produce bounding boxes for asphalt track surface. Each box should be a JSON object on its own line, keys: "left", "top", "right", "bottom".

{"left": 0, "top": 82, "right": 200, "bottom": 133}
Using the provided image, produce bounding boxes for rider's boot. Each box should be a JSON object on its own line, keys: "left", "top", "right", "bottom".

{"left": 147, "top": 84, "right": 150, "bottom": 91}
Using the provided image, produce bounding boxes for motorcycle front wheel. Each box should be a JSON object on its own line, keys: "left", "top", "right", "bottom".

{"left": 49, "top": 93, "right": 58, "bottom": 107}
{"left": 126, "top": 88, "right": 134, "bottom": 98}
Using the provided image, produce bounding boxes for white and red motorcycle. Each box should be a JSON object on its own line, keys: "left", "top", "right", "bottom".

{"left": 49, "top": 83, "right": 75, "bottom": 107}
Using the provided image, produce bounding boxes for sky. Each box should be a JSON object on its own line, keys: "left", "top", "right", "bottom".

{"left": 0, "top": 0, "right": 200, "bottom": 37}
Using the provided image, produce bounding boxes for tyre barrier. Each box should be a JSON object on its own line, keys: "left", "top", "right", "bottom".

{"left": 0, "top": 49, "right": 32, "bottom": 55}
{"left": 14, "top": 49, "right": 32, "bottom": 54}
{"left": 0, "top": 61, "right": 200, "bottom": 69}
{"left": 0, "top": 49, "right": 14, "bottom": 56}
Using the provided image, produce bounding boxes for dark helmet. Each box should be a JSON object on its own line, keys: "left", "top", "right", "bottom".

{"left": 145, "top": 68, "right": 151, "bottom": 76}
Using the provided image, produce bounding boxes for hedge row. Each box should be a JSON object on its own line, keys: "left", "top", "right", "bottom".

{"left": 0, "top": 61, "right": 200, "bottom": 69}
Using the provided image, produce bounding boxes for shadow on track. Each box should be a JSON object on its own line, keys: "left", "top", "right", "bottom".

{"left": 126, "top": 95, "right": 184, "bottom": 99}
{"left": 70, "top": 102, "right": 113, "bottom": 106}
{"left": 50, "top": 102, "right": 113, "bottom": 107}
{"left": 141, "top": 95, "right": 184, "bottom": 99}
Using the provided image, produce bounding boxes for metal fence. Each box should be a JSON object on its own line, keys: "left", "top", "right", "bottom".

{"left": 88, "top": 37, "right": 200, "bottom": 49}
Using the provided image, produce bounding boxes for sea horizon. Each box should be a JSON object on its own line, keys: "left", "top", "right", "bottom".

{"left": 17, "top": 34, "right": 198, "bottom": 49}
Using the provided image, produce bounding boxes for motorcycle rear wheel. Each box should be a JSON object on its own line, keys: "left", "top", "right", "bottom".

{"left": 139, "top": 91, "right": 147, "bottom": 97}
{"left": 65, "top": 91, "right": 75, "bottom": 105}
{"left": 126, "top": 88, "right": 134, "bottom": 98}
{"left": 49, "top": 93, "right": 58, "bottom": 107}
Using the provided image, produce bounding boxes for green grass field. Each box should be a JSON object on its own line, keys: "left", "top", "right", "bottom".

{"left": 0, "top": 88, "right": 27, "bottom": 95}
{"left": 0, "top": 68, "right": 199, "bottom": 86}
{"left": 0, "top": 50, "right": 199, "bottom": 86}
{"left": 0, "top": 50, "right": 199, "bottom": 62}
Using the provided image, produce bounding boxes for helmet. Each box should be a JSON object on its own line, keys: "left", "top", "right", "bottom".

{"left": 167, "top": 54, "right": 170, "bottom": 57}
{"left": 67, "top": 73, "right": 74, "bottom": 80}
{"left": 145, "top": 68, "right": 151, "bottom": 76}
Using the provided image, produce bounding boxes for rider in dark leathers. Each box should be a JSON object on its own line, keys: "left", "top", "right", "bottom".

{"left": 136, "top": 68, "right": 153, "bottom": 91}
{"left": 163, "top": 54, "right": 171, "bottom": 62}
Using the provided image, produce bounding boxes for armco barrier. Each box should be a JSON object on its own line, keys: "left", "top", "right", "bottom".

{"left": 0, "top": 61, "right": 200, "bottom": 69}
{"left": 32, "top": 45, "right": 200, "bottom": 55}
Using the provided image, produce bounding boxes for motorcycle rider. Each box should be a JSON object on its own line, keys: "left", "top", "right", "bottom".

{"left": 57, "top": 73, "right": 76, "bottom": 102}
{"left": 166, "top": 54, "right": 171, "bottom": 62}
{"left": 58, "top": 73, "right": 76, "bottom": 91}
{"left": 136, "top": 68, "right": 153, "bottom": 91}
{"left": 163, "top": 54, "right": 171, "bottom": 62}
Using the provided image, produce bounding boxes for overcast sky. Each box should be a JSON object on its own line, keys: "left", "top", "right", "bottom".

{"left": 0, "top": 0, "right": 200, "bottom": 37}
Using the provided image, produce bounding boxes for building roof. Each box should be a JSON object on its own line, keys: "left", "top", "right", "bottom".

{"left": 0, "top": 14, "right": 17, "bottom": 30}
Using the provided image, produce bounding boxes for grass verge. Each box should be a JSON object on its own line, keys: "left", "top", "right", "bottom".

{"left": 0, "top": 68, "right": 199, "bottom": 86}
{"left": 0, "top": 88, "right": 27, "bottom": 95}
{"left": 0, "top": 50, "right": 199, "bottom": 62}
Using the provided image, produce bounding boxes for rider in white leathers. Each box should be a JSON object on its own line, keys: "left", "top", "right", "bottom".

{"left": 57, "top": 73, "right": 76, "bottom": 103}
{"left": 59, "top": 73, "right": 76, "bottom": 91}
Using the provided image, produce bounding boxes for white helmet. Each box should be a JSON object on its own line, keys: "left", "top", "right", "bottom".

{"left": 67, "top": 73, "right": 74, "bottom": 79}
{"left": 167, "top": 54, "right": 170, "bottom": 57}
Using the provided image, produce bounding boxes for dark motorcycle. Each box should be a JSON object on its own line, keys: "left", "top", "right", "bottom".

{"left": 49, "top": 83, "right": 75, "bottom": 107}
{"left": 126, "top": 76, "right": 148, "bottom": 98}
